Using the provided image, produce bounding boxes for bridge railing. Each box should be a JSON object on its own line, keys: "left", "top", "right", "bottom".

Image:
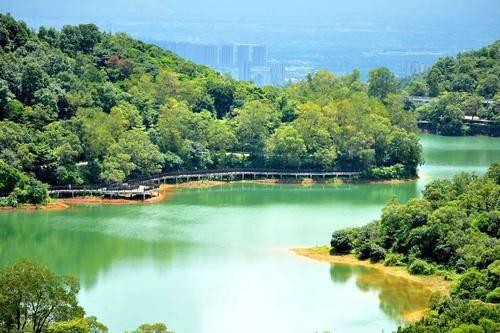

{"left": 123, "top": 168, "right": 360, "bottom": 182}
{"left": 46, "top": 168, "right": 361, "bottom": 193}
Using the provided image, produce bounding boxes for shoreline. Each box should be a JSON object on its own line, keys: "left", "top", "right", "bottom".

{"left": 291, "top": 246, "right": 452, "bottom": 322}
{"left": 0, "top": 177, "right": 416, "bottom": 211}
{"left": 291, "top": 246, "right": 451, "bottom": 294}
{"left": 0, "top": 201, "right": 70, "bottom": 211}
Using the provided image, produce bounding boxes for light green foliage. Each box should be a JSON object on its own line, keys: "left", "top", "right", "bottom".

{"left": 450, "top": 324, "right": 485, "bottom": 333}
{"left": 157, "top": 99, "right": 191, "bottom": 154}
{"left": 368, "top": 67, "right": 399, "bottom": 100}
{"left": 407, "top": 79, "right": 429, "bottom": 97}
{"left": 334, "top": 165, "right": 500, "bottom": 332}
{"left": 127, "top": 323, "right": 174, "bottom": 333}
{"left": 384, "top": 253, "right": 405, "bottom": 266}
{"left": 0, "top": 14, "right": 422, "bottom": 193}
{"left": 48, "top": 319, "right": 90, "bottom": 333}
{"left": 48, "top": 317, "right": 108, "bottom": 333}
{"left": 408, "top": 259, "right": 436, "bottom": 275}
{"left": 234, "top": 100, "right": 276, "bottom": 155}
{"left": 0, "top": 260, "right": 83, "bottom": 333}
{"left": 264, "top": 124, "right": 306, "bottom": 168}
{"left": 407, "top": 40, "right": 500, "bottom": 133}
{"left": 101, "top": 129, "right": 163, "bottom": 182}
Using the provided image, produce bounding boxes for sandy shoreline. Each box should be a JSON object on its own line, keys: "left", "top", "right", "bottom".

{"left": 292, "top": 246, "right": 451, "bottom": 294}
{"left": 0, "top": 201, "right": 70, "bottom": 211}
{"left": 291, "top": 246, "right": 452, "bottom": 322}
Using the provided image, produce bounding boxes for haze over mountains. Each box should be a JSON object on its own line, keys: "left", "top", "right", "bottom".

{"left": 1, "top": 0, "right": 499, "bottom": 78}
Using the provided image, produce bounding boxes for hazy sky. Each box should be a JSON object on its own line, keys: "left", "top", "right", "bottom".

{"left": 2, "top": 0, "right": 500, "bottom": 24}
{"left": 2, "top": 0, "right": 499, "bottom": 77}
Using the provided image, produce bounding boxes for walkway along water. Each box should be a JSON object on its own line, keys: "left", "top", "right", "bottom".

{"left": 47, "top": 168, "right": 361, "bottom": 200}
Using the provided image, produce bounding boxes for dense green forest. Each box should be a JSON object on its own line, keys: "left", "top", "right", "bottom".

{"left": 405, "top": 41, "right": 500, "bottom": 135}
{"left": 330, "top": 163, "right": 500, "bottom": 332}
{"left": 0, "top": 13, "right": 422, "bottom": 205}
{"left": 0, "top": 260, "right": 172, "bottom": 333}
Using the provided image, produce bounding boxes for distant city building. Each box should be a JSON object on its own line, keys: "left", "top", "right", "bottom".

{"left": 220, "top": 45, "right": 234, "bottom": 66}
{"left": 251, "top": 66, "right": 270, "bottom": 86}
{"left": 405, "top": 62, "right": 427, "bottom": 78}
{"left": 204, "top": 44, "right": 219, "bottom": 67}
{"left": 155, "top": 41, "right": 291, "bottom": 86}
{"left": 236, "top": 45, "right": 251, "bottom": 65}
{"left": 238, "top": 61, "right": 252, "bottom": 81}
{"left": 270, "top": 61, "right": 285, "bottom": 86}
{"left": 252, "top": 46, "right": 268, "bottom": 66}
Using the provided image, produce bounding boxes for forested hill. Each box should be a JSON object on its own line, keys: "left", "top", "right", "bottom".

{"left": 330, "top": 164, "right": 500, "bottom": 332}
{"left": 0, "top": 13, "right": 422, "bottom": 204}
{"left": 405, "top": 41, "right": 499, "bottom": 136}
{"left": 407, "top": 40, "right": 499, "bottom": 99}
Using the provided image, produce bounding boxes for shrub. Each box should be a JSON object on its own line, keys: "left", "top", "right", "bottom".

{"left": 7, "top": 175, "right": 48, "bottom": 206}
{"left": 330, "top": 228, "right": 357, "bottom": 254}
{"left": 452, "top": 269, "right": 489, "bottom": 301}
{"left": 474, "top": 211, "right": 500, "bottom": 238}
{"left": 369, "top": 164, "right": 407, "bottom": 180}
{"left": 48, "top": 319, "right": 89, "bottom": 333}
{"left": 354, "top": 222, "right": 382, "bottom": 260}
{"left": 409, "top": 259, "right": 435, "bottom": 275}
{"left": 450, "top": 324, "right": 485, "bottom": 333}
{"left": 369, "top": 243, "right": 387, "bottom": 262}
{"left": 384, "top": 252, "right": 405, "bottom": 266}
{"left": 485, "top": 287, "right": 500, "bottom": 303}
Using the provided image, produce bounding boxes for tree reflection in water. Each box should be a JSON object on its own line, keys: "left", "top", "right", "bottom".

{"left": 329, "top": 263, "right": 431, "bottom": 322}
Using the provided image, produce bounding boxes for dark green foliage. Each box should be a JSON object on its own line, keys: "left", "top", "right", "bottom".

{"left": 418, "top": 41, "right": 500, "bottom": 99}
{"left": 0, "top": 159, "right": 48, "bottom": 206}
{"left": 330, "top": 228, "right": 357, "bottom": 254}
{"left": 332, "top": 164, "right": 500, "bottom": 332}
{"left": 0, "top": 260, "right": 83, "bottom": 333}
{"left": 398, "top": 299, "right": 500, "bottom": 333}
{"left": 352, "top": 221, "right": 386, "bottom": 262}
{"left": 0, "top": 14, "right": 423, "bottom": 193}
{"left": 409, "top": 41, "right": 500, "bottom": 134}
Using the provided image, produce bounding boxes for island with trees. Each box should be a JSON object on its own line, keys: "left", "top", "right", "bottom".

{"left": 0, "top": 13, "right": 423, "bottom": 207}
{"left": 297, "top": 163, "right": 500, "bottom": 332}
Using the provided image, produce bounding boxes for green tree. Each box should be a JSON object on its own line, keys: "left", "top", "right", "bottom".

{"left": 101, "top": 129, "right": 163, "bottom": 182}
{"left": 235, "top": 100, "right": 275, "bottom": 155}
{"left": 20, "top": 62, "right": 48, "bottom": 104}
{"left": 0, "top": 260, "right": 83, "bottom": 333}
{"left": 407, "top": 79, "right": 429, "bottom": 97}
{"left": 157, "top": 99, "right": 191, "bottom": 154}
{"left": 128, "top": 323, "right": 174, "bottom": 333}
{"left": 368, "top": 67, "right": 398, "bottom": 100}
{"left": 264, "top": 125, "right": 307, "bottom": 168}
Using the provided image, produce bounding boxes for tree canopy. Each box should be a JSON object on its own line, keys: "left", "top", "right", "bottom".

{"left": 404, "top": 40, "right": 500, "bottom": 134}
{"left": 0, "top": 13, "right": 423, "bottom": 205}
{"left": 329, "top": 163, "right": 500, "bottom": 332}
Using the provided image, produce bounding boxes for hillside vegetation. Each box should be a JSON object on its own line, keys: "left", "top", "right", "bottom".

{"left": 330, "top": 164, "right": 500, "bottom": 332}
{"left": 0, "top": 13, "right": 421, "bottom": 206}
{"left": 406, "top": 41, "right": 500, "bottom": 135}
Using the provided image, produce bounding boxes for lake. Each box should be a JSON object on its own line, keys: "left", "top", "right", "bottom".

{"left": 0, "top": 134, "right": 499, "bottom": 333}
